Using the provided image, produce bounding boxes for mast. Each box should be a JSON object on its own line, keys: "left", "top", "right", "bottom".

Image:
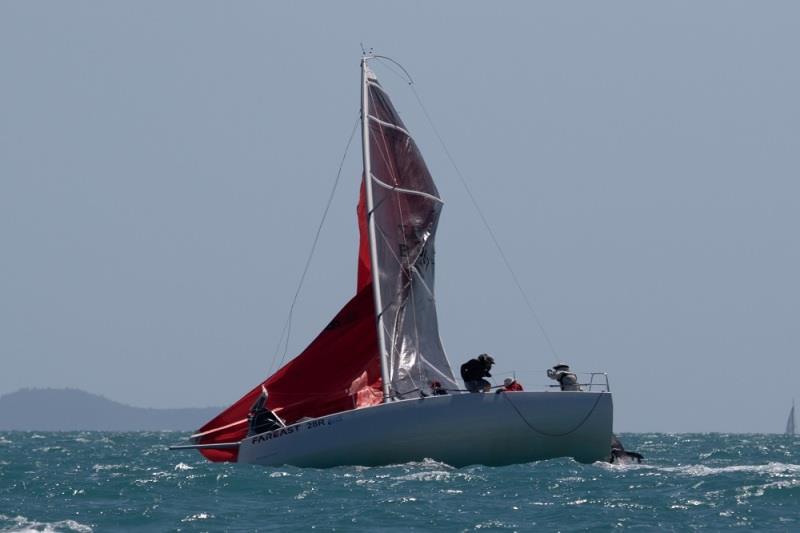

{"left": 361, "top": 55, "right": 392, "bottom": 401}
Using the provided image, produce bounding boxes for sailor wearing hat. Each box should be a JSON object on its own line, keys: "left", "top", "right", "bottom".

{"left": 496, "top": 377, "right": 524, "bottom": 393}
{"left": 460, "top": 353, "right": 495, "bottom": 393}
{"left": 547, "top": 363, "right": 581, "bottom": 391}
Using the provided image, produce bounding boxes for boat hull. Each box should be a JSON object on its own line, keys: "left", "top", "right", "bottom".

{"left": 236, "top": 391, "right": 613, "bottom": 467}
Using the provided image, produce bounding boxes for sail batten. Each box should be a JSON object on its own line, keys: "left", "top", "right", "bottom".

{"left": 370, "top": 173, "right": 444, "bottom": 203}
{"left": 368, "top": 115, "right": 412, "bottom": 137}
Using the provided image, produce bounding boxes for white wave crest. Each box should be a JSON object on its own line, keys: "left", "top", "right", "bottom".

{"left": 393, "top": 470, "right": 456, "bottom": 482}
{"left": 596, "top": 460, "right": 800, "bottom": 478}
{"left": 180, "top": 513, "right": 213, "bottom": 523}
{"left": 600, "top": 461, "right": 800, "bottom": 477}
{"left": 0, "top": 514, "right": 92, "bottom": 533}
{"left": 91, "top": 464, "right": 124, "bottom": 472}
{"left": 736, "top": 478, "right": 800, "bottom": 504}
{"left": 661, "top": 462, "right": 800, "bottom": 477}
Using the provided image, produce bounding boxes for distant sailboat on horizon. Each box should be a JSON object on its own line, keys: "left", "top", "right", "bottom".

{"left": 786, "top": 399, "right": 796, "bottom": 436}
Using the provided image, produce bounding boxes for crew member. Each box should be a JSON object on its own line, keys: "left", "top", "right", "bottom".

{"left": 496, "top": 377, "right": 524, "bottom": 393}
{"left": 546, "top": 363, "right": 581, "bottom": 391}
{"left": 247, "top": 386, "right": 285, "bottom": 436}
{"left": 431, "top": 381, "right": 449, "bottom": 395}
{"left": 609, "top": 434, "right": 644, "bottom": 464}
{"left": 460, "top": 353, "right": 494, "bottom": 393}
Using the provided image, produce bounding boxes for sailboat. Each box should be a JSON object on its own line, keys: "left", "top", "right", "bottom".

{"left": 171, "top": 56, "right": 613, "bottom": 467}
{"left": 787, "top": 400, "right": 796, "bottom": 436}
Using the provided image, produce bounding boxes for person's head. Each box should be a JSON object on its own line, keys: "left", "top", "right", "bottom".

{"left": 478, "top": 353, "right": 494, "bottom": 367}
{"left": 503, "top": 378, "right": 514, "bottom": 387}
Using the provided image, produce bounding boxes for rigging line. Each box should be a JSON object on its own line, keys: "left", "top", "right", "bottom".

{"left": 268, "top": 114, "right": 361, "bottom": 374}
{"left": 372, "top": 56, "right": 415, "bottom": 86}
{"left": 407, "top": 83, "right": 561, "bottom": 362}
{"left": 502, "top": 391, "right": 604, "bottom": 437}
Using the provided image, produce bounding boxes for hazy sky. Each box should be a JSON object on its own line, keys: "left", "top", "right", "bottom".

{"left": 2, "top": 2, "right": 798, "bottom": 433}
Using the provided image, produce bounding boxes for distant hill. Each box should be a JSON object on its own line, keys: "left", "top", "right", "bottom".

{"left": 0, "top": 388, "right": 222, "bottom": 431}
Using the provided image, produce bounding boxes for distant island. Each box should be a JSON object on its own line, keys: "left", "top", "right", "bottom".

{"left": 0, "top": 388, "right": 222, "bottom": 431}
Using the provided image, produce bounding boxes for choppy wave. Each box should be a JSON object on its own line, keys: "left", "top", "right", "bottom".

{"left": 0, "top": 432, "right": 797, "bottom": 530}
{"left": 0, "top": 515, "right": 92, "bottom": 533}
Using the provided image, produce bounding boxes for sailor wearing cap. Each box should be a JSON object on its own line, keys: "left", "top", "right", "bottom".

{"left": 460, "top": 353, "right": 495, "bottom": 393}
{"left": 496, "top": 377, "right": 524, "bottom": 393}
{"left": 547, "top": 363, "right": 581, "bottom": 391}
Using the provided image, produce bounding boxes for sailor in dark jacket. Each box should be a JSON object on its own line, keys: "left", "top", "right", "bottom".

{"left": 247, "top": 386, "right": 285, "bottom": 436}
{"left": 460, "top": 353, "right": 494, "bottom": 393}
{"left": 609, "top": 434, "right": 644, "bottom": 464}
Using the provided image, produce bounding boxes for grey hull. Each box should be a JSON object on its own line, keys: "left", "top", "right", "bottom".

{"left": 237, "top": 391, "right": 613, "bottom": 468}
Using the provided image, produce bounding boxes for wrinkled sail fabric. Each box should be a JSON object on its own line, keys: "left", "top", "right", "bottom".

{"left": 364, "top": 71, "right": 459, "bottom": 398}
{"left": 194, "top": 186, "right": 382, "bottom": 462}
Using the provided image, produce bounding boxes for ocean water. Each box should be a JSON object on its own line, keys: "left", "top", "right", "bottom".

{"left": 0, "top": 432, "right": 797, "bottom": 532}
